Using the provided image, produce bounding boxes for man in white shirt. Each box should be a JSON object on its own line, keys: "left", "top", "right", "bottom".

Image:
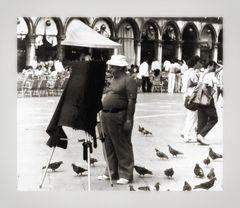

{"left": 139, "top": 60, "right": 151, "bottom": 92}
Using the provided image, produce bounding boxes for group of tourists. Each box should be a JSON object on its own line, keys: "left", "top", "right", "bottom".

{"left": 97, "top": 54, "right": 223, "bottom": 185}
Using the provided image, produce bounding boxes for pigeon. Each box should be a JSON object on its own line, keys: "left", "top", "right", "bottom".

{"left": 164, "top": 168, "right": 174, "bottom": 179}
{"left": 183, "top": 181, "right": 192, "bottom": 191}
{"left": 89, "top": 157, "right": 98, "bottom": 166}
{"left": 168, "top": 145, "right": 184, "bottom": 157}
{"left": 42, "top": 161, "right": 63, "bottom": 171}
{"left": 194, "top": 178, "right": 217, "bottom": 190}
{"left": 194, "top": 163, "right": 205, "bottom": 178}
{"left": 134, "top": 165, "right": 153, "bottom": 176}
{"left": 142, "top": 128, "right": 153, "bottom": 136}
{"left": 154, "top": 182, "right": 160, "bottom": 191}
{"left": 203, "top": 157, "right": 211, "bottom": 166}
{"left": 72, "top": 163, "right": 87, "bottom": 175}
{"left": 209, "top": 147, "right": 223, "bottom": 160}
{"left": 138, "top": 125, "right": 144, "bottom": 133}
{"left": 207, "top": 168, "right": 216, "bottom": 180}
{"left": 155, "top": 148, "right": 169, "bottom": 160}
{"left": 129, "top": 185, "right": 136, "bottom": 191}
{"left": 138, "top": 186, "right": 150, "bottom": 191}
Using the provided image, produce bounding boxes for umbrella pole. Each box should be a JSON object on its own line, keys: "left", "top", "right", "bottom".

{"left": 39, "top": 146, "right": 56, "bottom": 189}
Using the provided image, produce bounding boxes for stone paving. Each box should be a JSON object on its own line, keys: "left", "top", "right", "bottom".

{"left": 17, "top": 93, "right": 223, "bottom": 191}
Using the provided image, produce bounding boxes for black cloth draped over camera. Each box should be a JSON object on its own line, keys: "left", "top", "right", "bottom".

{"left": 46, "top": 61, "right": 106, "bottom": 149}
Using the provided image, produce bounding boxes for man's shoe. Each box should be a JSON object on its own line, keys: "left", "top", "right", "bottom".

{"left": 116, "top": 178, "right": 129, "bottom": 185}
{"left": 197, "top": 134, "right": 209, "bottom": 146}
{"left": 97, "top": 175, "right": 109, "bottom": 180}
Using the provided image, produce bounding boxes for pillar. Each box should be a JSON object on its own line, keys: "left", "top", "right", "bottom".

{"left": 56, "top": 35, "right": 65, "bottom": 61}
{"left": 194, "top": 42, "right": 201, "bottom": 57}
{"left": 135, "top": 41, "right": 141, "bottom": 66}
{"left": 25, "top": 35, "right": 36, "bottom": 67}
{"left": 175, "top": 41, "right": 182, "bottom": 60}
{"left": 212, "top": 42, "right": 218, "bottom": 62}
{"left": 157, "top": 40, "right": 163, "bottom": 65}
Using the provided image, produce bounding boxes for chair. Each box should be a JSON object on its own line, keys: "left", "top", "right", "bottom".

{"left": 60, "top": 77, "right": 69, "bottom": 93}
{"left": 24, "top": 79, "right": 40, "bottom": 97}
{"left": 151, "top": 75, "right": 162, "bottom": 93}
{"left": 48, "top": 78, "right": 62, "bottom": 96}
{"left": 17, "top": 80, "right": 24, "bottom": 97}
{"left": 38, "top": 79, "right": 48, "bottom": 97}
{"left": 161, "top": 76, "right": 168, "bottom": 93}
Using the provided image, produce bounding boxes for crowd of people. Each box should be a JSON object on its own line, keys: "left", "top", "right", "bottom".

{"left": 98, "top": 54, "right": 223, "bottom": 185}
{"left": 17, "top": 58, "right": 72, "bottom": 97}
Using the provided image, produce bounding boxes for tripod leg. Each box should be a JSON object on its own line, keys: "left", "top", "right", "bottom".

{"left": 39, "top": 146, "right": 56, "bottom": 189}
{"left": 85, "top": 133, "right": 91, "bottom": 192}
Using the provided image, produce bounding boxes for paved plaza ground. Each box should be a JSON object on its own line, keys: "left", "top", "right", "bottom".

{"left": 17, "top": 93, "right": 223, "bottom": 191}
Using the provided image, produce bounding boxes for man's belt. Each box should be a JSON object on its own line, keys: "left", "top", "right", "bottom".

{"left": 102, "top": 108, "right": 126, "bottom": 113}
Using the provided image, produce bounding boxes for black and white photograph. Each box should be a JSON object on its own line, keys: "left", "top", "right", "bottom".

{"left": 17, "top": 16, "right": 223, "bottom": 191}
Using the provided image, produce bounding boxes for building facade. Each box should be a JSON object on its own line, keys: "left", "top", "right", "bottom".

{"left": 17, "top": 17, "right": 223, "bottom": 72}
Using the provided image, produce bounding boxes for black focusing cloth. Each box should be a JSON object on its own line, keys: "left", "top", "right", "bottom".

{"left": 46, "top": 61, "right": 106, "bottom": 149}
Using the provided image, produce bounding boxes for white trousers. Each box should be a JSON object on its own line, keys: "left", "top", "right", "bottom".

{"left": 181, "top": 109, "right": 198, "bottom": 140}
{"left": 168, "top": 73, "right": 176, "bottom": 93}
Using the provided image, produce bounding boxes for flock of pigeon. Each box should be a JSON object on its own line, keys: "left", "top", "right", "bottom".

{"left": 130, "top": 125, "right": 223, "bottom": 191}
{"left": 42, "top": 157, "right": 98, "bottom": 175}
{"left": 41, "top": 125, "right": 222, "bottom": 191}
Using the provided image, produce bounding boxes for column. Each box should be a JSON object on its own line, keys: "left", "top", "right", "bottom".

{"left": 157, "top": 40, "right": 163, "bottom": 65}
{"left": 212, "top": 42, "right": 218, "bottom": 62}
{"left": 135, "top": 40, "right": 141, "bottom": 66}
{"left": 25, "top": 35, "right": 36, "bottom": 67}
{"left": 56, "top": 35, "right": 65, "bottom": 61}
{"left": 194, "top": 42, "right": 201, "bottom": 57}
{"left": 175, "top": 41, "right": 183, "bottom": 60}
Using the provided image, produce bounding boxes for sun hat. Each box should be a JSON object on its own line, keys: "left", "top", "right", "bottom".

{"left": 106, "top": 55, "right": 128, "bottom": 67}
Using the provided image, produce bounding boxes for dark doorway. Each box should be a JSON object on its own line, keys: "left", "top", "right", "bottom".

{"left": 162, "top": 25, "right": 177, "bottom": 62}
{"left": 182, "top": 26, "right": 197, "bottom": 62}
{"left": 17, "top": 38, "right": 27, "bottom": 72}
{"left": 36, "top": 36, "right": 57, "bottom": 62}
{"left": 140, "top": 24, "right": 157, "bottom": 63}
{"left": 218, "top": 29, "right": 223, "bottom": 62}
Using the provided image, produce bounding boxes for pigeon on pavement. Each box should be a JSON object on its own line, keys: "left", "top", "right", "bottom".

{"left": 194, "top": 178, "right": 217, "bottom": 190}
{"left": 129, "top": 185, "right": 136, "bottom": 191}
{"left": 138, "top": 186, "right": 150, "bottom": 191}
{"left": 183, "top": 181, "right": 192, "bottom": 191}
{"left": 168, "top": 145, "right": 184, "bottom": 157}
{"left": 42, "top": 161, "right": 63, "bottom": 171}
{"left": 209, "top": 147, "right": 223, "bottom": 160}
{"left": 207, "top": 168, "right": 216, "bottom": 180}
{"left": 164, "top": 168, "right": 174, "bottom": 179}
{"left": 154, "top": 182, "right": 160, "bottom": 191}
{"left": 88, "top": 157, "right": 98, "bottom": 166}
{"left": 155, "top": 148, "right": 169, "bottom": 159}
{"left": 194, "top": 163, "right": 205, "bottom": 178}
{"left": 134, "top": 165, "right": 153, "bottom": 176}
{"left": 72, "top": 163, "right": 87, "bottom": 175}
{"left": 203, "top": 157, "right": 211, "bottom": 166}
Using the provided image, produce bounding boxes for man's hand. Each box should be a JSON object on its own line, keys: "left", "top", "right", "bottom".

{"left": 123, "top": 120, "right": 133, "bottom": 132}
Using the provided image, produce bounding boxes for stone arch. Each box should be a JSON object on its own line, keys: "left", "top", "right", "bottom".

{"left": 162, "top": 20, "right": 181, "bottom": 41}
{"left": 23, "top": 17, "right": 34, "bottom": 35}
{"left": 117, "top": 17, "right": 140, "bottom": 41}
{"left": 181, "top": 22, "right": 200, "bottom": 40}
{"left": 92, "top": 17, "right": 117, "bottom": 39}
{"left": 161, "top": 20, "right": 182, "bottom": 61}
{"left": 200, "top": 23, "right": 217, "bottom": 43}
{"left": 181, "top": 22, "right": 200, "bottom": 61}
{"left": 142, "top": 18, "right": 161, "bottom": 40}
{"left": 63, "top": 17, "right": 90, "bottom": 35}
